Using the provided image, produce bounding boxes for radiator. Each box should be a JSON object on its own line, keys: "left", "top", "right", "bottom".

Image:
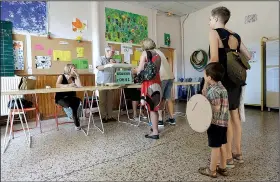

{"left": 1, "top": 76, "right": 22, "bottom": 116}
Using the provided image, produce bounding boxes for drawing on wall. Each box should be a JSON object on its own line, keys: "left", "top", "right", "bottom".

{"left": 13, "top": 41, "right": 24, "bottom": 70}
{"left": 0, "top": 1, "right": 48, "bottom": 34}
{"left": 105, "top": 7, "right": 148, "bottom": 44}
{"left": 72, "top": 18, "right": 87, "bottom": 33}
{"left": 35, "top": 56, "right": 51, "bottom": 69}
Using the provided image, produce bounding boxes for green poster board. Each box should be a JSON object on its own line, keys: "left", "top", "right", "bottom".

{"left": 105, "top": 7, "right": 148, "bottom": 44}
{"left": 72, "top": 59, "right": 88, "bottom": 69}
{"left": 164, "top": 33, "right": 170, "bottom": 46}
{"left": 115, "top": 70, "right": 133, "bottom": 84}
{"left": 0, "top": 21, "right": 15, "bottom": 77}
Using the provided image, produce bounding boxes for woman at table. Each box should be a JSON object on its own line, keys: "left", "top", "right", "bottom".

{"left": 133, "top": 38, "right": 162, "bottom": 139}
{"left": 55, "top": 64, "right": 82, "bottom": 130}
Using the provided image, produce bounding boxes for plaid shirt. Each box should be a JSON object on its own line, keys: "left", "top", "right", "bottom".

{"left": 206, "top": 81, "right": 229, "bottom": 127}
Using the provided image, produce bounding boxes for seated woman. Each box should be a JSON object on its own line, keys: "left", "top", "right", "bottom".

{"left": 55, "top": 64, "right": 82, "bottom": 130}
{"left": 133, "top": 38, "right": 162, "bottom": 139}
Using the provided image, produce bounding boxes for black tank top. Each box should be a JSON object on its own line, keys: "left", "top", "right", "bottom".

{"left": 55, "top": 74, "right": 76, "bottom": 103}
{"left": 209, "top": 28, "right": 242, "bottom": 89}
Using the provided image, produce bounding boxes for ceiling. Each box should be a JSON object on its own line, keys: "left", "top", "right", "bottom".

{"left": 123, "top": 1, "right": 220, "bottom": 17}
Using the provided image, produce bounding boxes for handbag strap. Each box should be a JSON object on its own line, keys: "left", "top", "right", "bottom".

{"left": 146, "top": 50, "right": 152, "bottom": 62}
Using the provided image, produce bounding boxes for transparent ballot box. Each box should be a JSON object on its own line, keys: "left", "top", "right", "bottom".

{"left": 103, "top": 63, "right": 136, "bottom": 86}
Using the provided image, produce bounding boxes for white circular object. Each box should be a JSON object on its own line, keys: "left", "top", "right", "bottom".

{"left": 186, "top": 94, "right": 212, "bottom": 133}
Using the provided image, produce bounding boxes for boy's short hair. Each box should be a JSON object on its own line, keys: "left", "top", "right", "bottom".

{"left": 205, "top": 62, "right": 225, "bottom": 82}
{"left": 211, "top": 6, "right": 231, "bottom": 24}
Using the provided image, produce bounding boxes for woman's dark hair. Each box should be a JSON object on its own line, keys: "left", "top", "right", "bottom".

{"left": 211, "top": 6, "right": 231, "bottom": 24}
{"left": 205, "top": 62, "right": 225, "bottom": 82}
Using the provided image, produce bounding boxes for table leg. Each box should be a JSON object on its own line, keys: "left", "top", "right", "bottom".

{"left": 118, "top": 88, "right": 142, "bottom": 126}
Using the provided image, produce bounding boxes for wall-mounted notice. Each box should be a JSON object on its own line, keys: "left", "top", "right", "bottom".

{"left": 114, "top": 51, "right": 120, "bottom": 55}
{"left": 72, "top": 59, "right": 88, "bottom": 69}
{"left": 13, "top": 41, "right": 24, "bottom": 70}
{"left": 76, "top": 47, "right": 84, "bottom": 58}
{"left": 35, "top": 44, "right": 44, "bottom": 50}
{"left": 53, "top": 50, "right": 71, "bottom": 61}
{"left": 35, "top": 56, "right": 51, "bottom": 69}
{"left": 134, "top": 50, "right": 141, "bottom": 61}
{"left": 121, "top": 44, "right": 133, "bottom": 54}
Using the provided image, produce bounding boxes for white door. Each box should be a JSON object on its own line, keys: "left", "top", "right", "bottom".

{"left": 266, "top": 40, "right": 279, "bottom": 109}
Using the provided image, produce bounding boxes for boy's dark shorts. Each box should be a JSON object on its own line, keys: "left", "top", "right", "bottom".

{"left": 207, "top": 124, "right": 227, "bottom": 148}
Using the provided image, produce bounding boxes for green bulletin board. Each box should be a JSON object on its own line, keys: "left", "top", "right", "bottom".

{"left": 105, "top": 7, "right": 148, "bottom": 44}
{"left": 0, "top": 21, "right": 14, "bottom": 77}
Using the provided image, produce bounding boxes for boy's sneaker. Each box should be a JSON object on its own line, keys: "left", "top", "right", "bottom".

{"left": 158, "top": 120, "right": 164, "bottom": 127}
{"left": 167, "top": 118, "right": 176, "bottom": 125}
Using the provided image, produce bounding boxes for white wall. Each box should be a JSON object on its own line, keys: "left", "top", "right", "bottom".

{"left": 182, "top": 1, "right": 279, "bottom": 105}
{"left": 48, "top": 1, "right": 92, "bottom": 40}
{"left": 156, "top": 14, "right": 182, "bottom": 79}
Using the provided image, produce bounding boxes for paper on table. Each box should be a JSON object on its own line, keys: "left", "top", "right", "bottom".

{"left": 35, "top": 56, "right": 51, "bottom": 69}
{"left": 124, "top": 52, "right": 131, "bottom": 64}
{"left": 76, "top": 47, "right": 84, "bottom": 58}
{"left": 134, "top": 50, "right": 141, "bottom": 61}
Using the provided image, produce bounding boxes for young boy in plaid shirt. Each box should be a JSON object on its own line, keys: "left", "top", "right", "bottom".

{"left": 199, "top": 62, "right": 229, "bottom": 178}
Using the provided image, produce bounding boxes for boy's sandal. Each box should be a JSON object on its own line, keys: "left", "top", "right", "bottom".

{"left": 216, "top": 167, "right": 229, "bottom": 176}
{"left": 198, "top": 167, "right": 217, "bottom": 178}
{"left": 232, "top": 153, "right": 244, "bottom": 163}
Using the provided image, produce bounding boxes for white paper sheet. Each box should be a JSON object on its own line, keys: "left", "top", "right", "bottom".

{"left": 124, "top": 52, "right": 131, "bottom": 64}
{"left": 121, "top": 44, "right": 133, "bottom": 54}
{"left": 35, "top": 56, "right": 51, "bottom": 69}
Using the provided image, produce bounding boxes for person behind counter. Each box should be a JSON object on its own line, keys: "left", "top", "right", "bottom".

{"left": 95, "top": 46, "right": 117, "bottom": 123}
{"left": 55, "top": 64, "right": 82, "bottom": 130}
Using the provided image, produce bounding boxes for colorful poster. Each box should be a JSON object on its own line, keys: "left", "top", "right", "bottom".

{"left": 35, "top": 56, "right": 51, "bottom": 69}
{"left": 164, "top": 33, "right": 170, "bottom": 46}
{"left": 134, "top": 50, "right": 141, "bottom": 61}
{"left": 76, "top": 47, "right": 84, "bottom": 58}
{"left": 131, "top": 60, "right": 138, "bottom": 67}
{"left": 72, "top": 59, "right": 88, "bottom": 69}
{"left": 105, "top": 7, "right": 148, "bottom": 44}
{"left": 112, "top": 55, "right": 122, "bottom": 63}
{"left": 13, "top": 41, "right": 24, "bottom": 70}
{"left": 114, "top": 51, "right": 120, "bottom": 55}
{"left": 1, "top": 1, "right": 47, "bottom": 34}
{"left": 72, "top": 18, "right": 87, "bottom": 33}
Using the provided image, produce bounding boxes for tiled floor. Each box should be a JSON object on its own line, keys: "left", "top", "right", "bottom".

{"left": 1, "top": 104, "right": 279, "bottom": 181}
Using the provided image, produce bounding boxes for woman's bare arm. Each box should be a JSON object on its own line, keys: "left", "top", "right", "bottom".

{"left": 136, "top": 51, "right": 146, "bottom": 73}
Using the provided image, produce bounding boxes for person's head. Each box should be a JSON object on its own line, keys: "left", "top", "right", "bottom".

{"left": 209, "top": 6, "right": 231, "bottom": 29}
{"left": 105, "top": 46, "right": 115, "bottom": 58}
{"left": 141, "top": 38, "right": 156, "bottom": 51}
{"left": 204, "top": 62, "right": 225, "bottom": 84}
{"left": 64, "top": 64, "right": 76, "bottom": 76}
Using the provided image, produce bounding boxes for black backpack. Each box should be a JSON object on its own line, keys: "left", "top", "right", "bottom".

{"left": 135, "top": 51, "right": 157, "bottom": 83}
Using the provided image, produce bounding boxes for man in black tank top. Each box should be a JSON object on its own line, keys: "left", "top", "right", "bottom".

{"left": 199, "top": 7, "right": 252, "bottom": 178}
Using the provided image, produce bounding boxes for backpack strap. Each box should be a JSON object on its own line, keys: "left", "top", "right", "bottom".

{"left": 215, "top": 28, "right": 241, "bottom": 52}
{"left": 146, "top": 50, "right": 152, "bottom": 62}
